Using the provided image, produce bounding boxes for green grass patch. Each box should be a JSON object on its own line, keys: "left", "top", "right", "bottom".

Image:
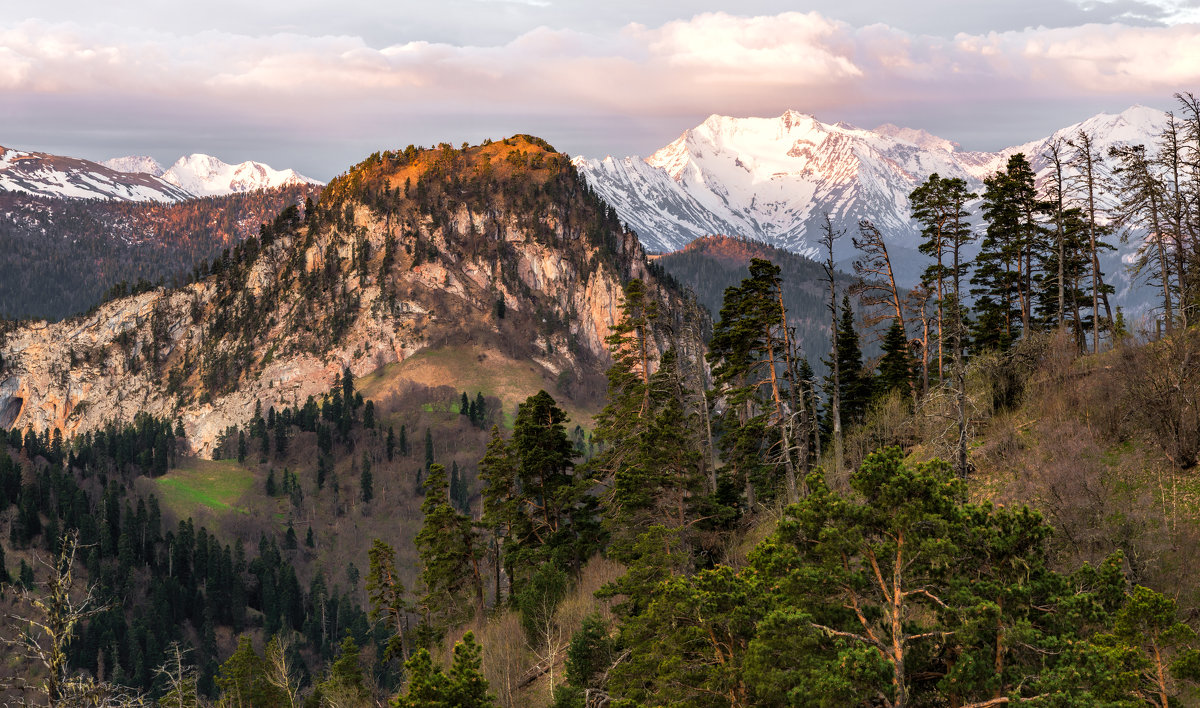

{"left": 356, "top": 344, "right": 598, "bottom": 429}
{"left": 154, "top": 458, "right": 255, "bottom": 517}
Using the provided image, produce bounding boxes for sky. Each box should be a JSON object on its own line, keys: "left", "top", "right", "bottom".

{"left": 2, "top": 0, "right": 1200, "bottom": 179}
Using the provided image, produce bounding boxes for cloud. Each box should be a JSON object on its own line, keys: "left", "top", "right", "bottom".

{"left": 2, "top": 12, "right": 1198, "bottom": 173}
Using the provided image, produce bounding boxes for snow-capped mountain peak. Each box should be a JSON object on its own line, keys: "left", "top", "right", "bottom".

{"left": 574, "top": 104, "right": 1170, "bottom": 286}
{"left": 0, "top": 146, "right": 192, "bottom": 202}
{"left": 1, "top": 146, "right": 323, "bottom": 202}
{"left": 872, "top": 124, "right": 959, "bottom": 153}
{"left": 160, "top": 154, "right": 322, "bottom": 197}
{"left": 102, "top": 155, "right": 166, "bottom": 177}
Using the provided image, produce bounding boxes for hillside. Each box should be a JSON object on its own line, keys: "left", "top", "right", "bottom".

{"left": 0, "top": 135, "right": 704, "bottom": 457}
{"left": 0, "top": 135, "right": 707, "bottom": 704}
{"left": 0, "top": 185, "right": 322, "bottom": 320}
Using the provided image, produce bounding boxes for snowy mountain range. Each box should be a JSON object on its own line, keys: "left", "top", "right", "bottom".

{"left": 0, "top": 146, "right": 321, "bottom": 202}
{"left": 0, "top": 147, "right": 194, "bottom": 202}
{"left": 573, "top": 105, "right": 1168, "bottom": 286}
{"left": 103, "top": 154, "right": 322, "bottom": 197}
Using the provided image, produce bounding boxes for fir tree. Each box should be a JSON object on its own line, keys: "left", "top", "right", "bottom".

{"left": 825, "top": 295, "right": 872, "bottom": 429}
{"left": 875, "top": 318, "right": 914, "bottom": 400}
{"left": 320, "top": 635, "right": 368, "bottom": 705}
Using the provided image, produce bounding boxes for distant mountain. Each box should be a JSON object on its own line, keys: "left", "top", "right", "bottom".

{"left": 102, "top": 155, "right": 167, "bottom": 176}
{"left": 0, "top": 145, "right": 192, "bottom": 201}
{"left": 1, "top": 143, "right": 323, "bottom": 203}
{"left": 574, "top": 106, "right": 1167, "bottom": 290}
{"left": 107, "top": 152, "right": 323, "bottom": 197}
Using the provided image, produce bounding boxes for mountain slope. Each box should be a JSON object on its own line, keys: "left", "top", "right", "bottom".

{"left": 0, "top": 184, "right": 323, "bottom": 320}
{"left": 575, "top": 106, "right": 1168, "bottom": 287}
{"left": 0, "top": 144, "right": 321, "bottom": 203}
{"left": 0, "top": 145, "right": 193, "bottom": 201}
{"left": 0, "top": 136, "right": 704, "bottom": 455}
{"left": 159, "top": 154, "right": 321, "bottom": 196}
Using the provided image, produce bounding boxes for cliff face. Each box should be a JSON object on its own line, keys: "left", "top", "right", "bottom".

{"left": 0, "top": 137, "right": 704, "bottom": 454}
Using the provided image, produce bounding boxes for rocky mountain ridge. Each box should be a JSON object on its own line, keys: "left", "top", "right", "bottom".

{"left": 0, "top": 136, "right": 704, "bottom": 454}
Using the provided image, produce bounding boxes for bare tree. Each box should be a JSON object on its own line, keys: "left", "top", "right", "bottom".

{"left": 1043, "top": 139, "right": 1070, "bottom": 329}
{"left": 1068, "top": 131, "right": 1116, "bottom": 350}
{"left": 853, "top": 218, "right": 912, "bottom": 406}
{"left": 155, "top": 643, "right": 199, "bottom": 708}
{"left": 2, "top": 530, "right": 133, "bottom": 708}
{"left": 852, "top": 219, "right": 907, "bottom": 332}
{"left": 1111, "top": 144, "right": 1174, "bottom": 334}
{"left": 1158, "top": 113, "right": 1192, "bottom": 328}
{"left": 905, "top": 283, "right": 935, "bottom": 400}
{"left": 264, "top": 635, "right": 301, "bottom": 708}
{"left": 819, "top": 214, "right": 845, "bottom": 473}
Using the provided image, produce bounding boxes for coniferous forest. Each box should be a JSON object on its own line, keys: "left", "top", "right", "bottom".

{"left": 2, "top": 92, "right": 1200, "bottom": 708}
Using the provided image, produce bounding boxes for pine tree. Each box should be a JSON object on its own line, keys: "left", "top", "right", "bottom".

{"left": 510, "top": 391, "right": 594, "bottom": 579}
{"left": 973, "top": 153, "right": 1045, "bottom": 342}
{"left": 367, "top": 538, "right": 408, "bottom": 662}
{"left": 479, "top": 427, "right": 520, "bottom": 606}
{"left": 415, "top": 464, "right": 482, "bottom": 637}
{"left": 386, "top": 425, "right": 396, "bottom": 462}
{"left": 360, "top": 452, "right": 373, "bottom": 504}
{"left": 460, "top": 392, "right": 470, "bottom": 416}
{"left": 446, "top": 632, "right": 496, "bottom": 707}
{"left": 304, "top": 527, "right": 314, "bottom": 549}
{"left": 911, "top": 173, "right": 976, "bottom": 379}
{"left": 395, "top": 649, "right": 448, "bottom": 707}
{"left": 399, "top": 425, "right": 409, "bottom": 456}
{"left": 265, "top": 469, "right": 277, "bottom": 497}
{"left": 707, "top": 259, "right": 805, "bottom": 505}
